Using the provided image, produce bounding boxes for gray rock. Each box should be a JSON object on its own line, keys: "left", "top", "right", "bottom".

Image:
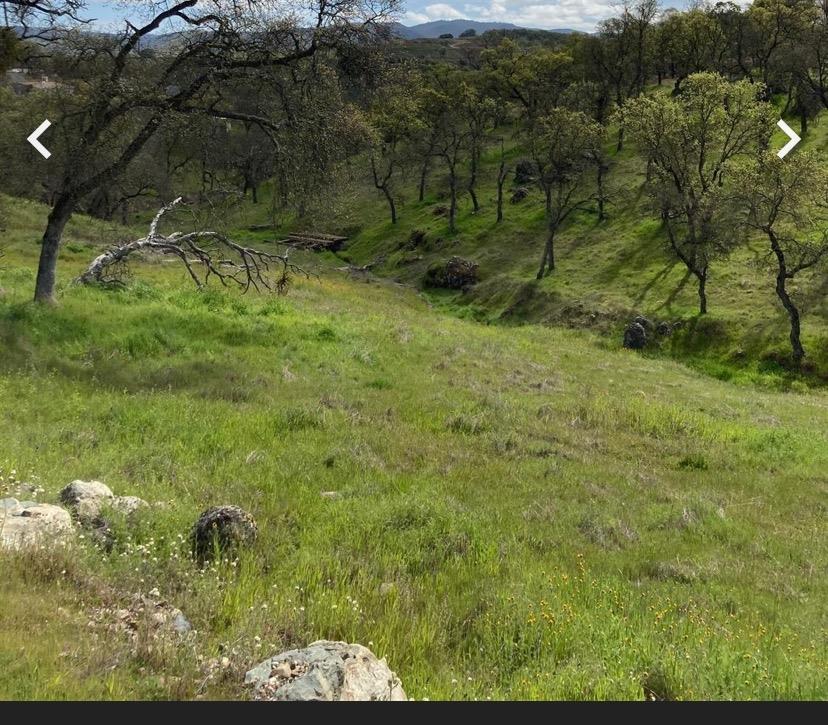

{"left": 510, "top": 187, "right": 530, "bottom": 204}
{"left": 111, "top": 495, "right": 148, "bottom": 516}
{"left": 59, "top": 480, "right": 114, "bottom": 520}
{"left": 0, "top": 501, "right": 74, "bottom": 550}
{"left": 1, "top": 498, "right": 22, "bottom": 515}
{"left": 171, "top": 610, "right": 193, "bottom": 634}
{"left": 59, "top": 480, "right": 147, "bottom": 522}
{"left": 424, "top": 256, "right": 479, "bottom": 290}
{"left": 245, "top": 640, "right": 406, "bottom": 701}
{"left": 632, "top": 315, "right": 654, "bottom": 331}
{"left": 191, "top": 505, "right": 258, "bottom": 562}
{"left": 514, "top": 159, "right": 536, "bottom": 185}
{"left": 623, "top": 322, "right": 648, "bottom": 350}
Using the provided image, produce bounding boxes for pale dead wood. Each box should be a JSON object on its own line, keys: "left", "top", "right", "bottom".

{"left": 78, "top": 197, "right": 308, "bottom": 294}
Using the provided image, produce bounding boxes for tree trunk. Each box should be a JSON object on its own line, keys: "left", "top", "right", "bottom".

{"left": 496, "top": 159, "right": 506, "bottom": 223}
{"left": 536, "top": 242, "right": 549, "bottom": 280}
{"left": 34, "top": 196, "right": 75, "bottom": 303}
{"left": 597, "top": 162, "right": 608, "bottom": 222}
{"left": 418, "top": 157, "right": 430, "bottom": 202}
{"left": 770, "top": 231, "right": 805, "bottom": 364}
{"left": 538, "top": 206, "right": 558, "bottom": 279}
{"left": 382, "top": 185, "right": 397, "bottom": 224}
{"left": 468, "top": 153, "right": 480, "bottom": 213}
{"left": 448, "top": 167, "right": 457, "bottom": 233}
{"left": 616, "top": 125, "right": 624, "bottom": 152}
{"left": 252, "top": 184, "right": 259, "bottom": 204}
{"left": 696, "top": 267, "right": 708, "bottom": 315}
{"left": 537, "top": 221, "right": 557, "bottom": 279}
{"left": 800, "top": 112, "right": 808, "bottom": 136}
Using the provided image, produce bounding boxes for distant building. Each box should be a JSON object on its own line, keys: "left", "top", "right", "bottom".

{"left": 3, "top": 68, "right": 59, "bottom": 94}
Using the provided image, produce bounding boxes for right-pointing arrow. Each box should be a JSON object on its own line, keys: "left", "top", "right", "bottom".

{"left": 776, "top": 119, "right": 801, "bottom": 159}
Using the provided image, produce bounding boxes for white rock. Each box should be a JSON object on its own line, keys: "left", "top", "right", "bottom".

{"left": 0, "top": 501, "right": 74, "bottom": 550}
{"left": 245, "top": 640, "right": 406, "bottom": 701}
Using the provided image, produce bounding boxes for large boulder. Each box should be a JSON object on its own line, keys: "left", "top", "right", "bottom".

{"left": 656, "top": 321, "right": 673, "bottom": 337}
{"left": 0, "top": 498, "right": 73, "bottom": 550}
{"left": 191, "top": 505, "right": 258, "bottom": 562}
{"left": 245, "top": 641, "right": 406, "bottom": 701}
{"left": 424, "top": 256, "right": 479, "bottom": 290}
{"left": 623, "top": 322, "right": 648, "bottom": 350}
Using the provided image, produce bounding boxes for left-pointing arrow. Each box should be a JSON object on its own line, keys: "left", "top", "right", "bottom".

{"left": 27, "top": 119, "right": 52, "bottom": 159}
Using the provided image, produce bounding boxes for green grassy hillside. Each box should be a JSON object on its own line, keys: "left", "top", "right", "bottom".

{"left": 0, "top": 201, "right": 826, "bottom": 699}
{"left": 237, "top": 104, "right": 828, "bottom": 388}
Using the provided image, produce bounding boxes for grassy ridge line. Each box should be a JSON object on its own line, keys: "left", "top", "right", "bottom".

{"left": 0, "top": 204, "right": 826, "bottom": 698}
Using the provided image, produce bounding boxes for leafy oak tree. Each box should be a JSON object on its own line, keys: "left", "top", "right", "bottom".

{"left": 22, "top": 0, "right": 397, "bottom": 303}
{"left": 529, "top": 108, "right": 603, "bottom": 278}
{"left": 366, "top": 68, "right": 424, "bottom": 224}
{"left": 620, "top": 73, "right": 775, "bottom": 314}
{"left": 734, "top": 152, "right": 828, "bottom": 365}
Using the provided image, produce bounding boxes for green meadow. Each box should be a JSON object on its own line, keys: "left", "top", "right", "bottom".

{"left": 0, "top": 188, "right": 826, "bottom": 699}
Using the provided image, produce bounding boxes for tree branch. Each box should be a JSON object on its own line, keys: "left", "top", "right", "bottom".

{"left": 78, "top": 197, "right": 308, "bottom": 293}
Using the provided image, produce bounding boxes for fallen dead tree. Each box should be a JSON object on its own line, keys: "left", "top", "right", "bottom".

{"left": 78, "top": 198, "right": 307, "bottom": 294}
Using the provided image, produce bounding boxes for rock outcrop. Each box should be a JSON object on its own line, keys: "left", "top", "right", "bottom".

{"left": 59, "top": 480, "right": 147, "bottom": 522}
{"left": 510, "top": 187, "right": 529, "bottom": 204}
{"left": 623, "top": 321, "right": 648, "bottom": 349}
{"left": 245, "top": 640, "right": 406, "bottom": 701}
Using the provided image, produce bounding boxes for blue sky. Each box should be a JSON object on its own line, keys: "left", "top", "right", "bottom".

{"left": 74, "top": 1, "right": 695, "bottom": 34}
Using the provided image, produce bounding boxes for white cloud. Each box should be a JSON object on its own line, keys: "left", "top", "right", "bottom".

{"left": 460, "top": 1, "right": 623, "bottom": 31}
{"left": 421, "top": 3, "right": 468, "bottom": 20}
{"left": 402, "top": 11, "right": 431, "bottom": 23}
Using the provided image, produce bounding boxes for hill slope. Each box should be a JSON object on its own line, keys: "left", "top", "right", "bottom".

{"left": 0, "top": 200, "right": 826, "bottom": 699}
{"left": 253, "top": 97, "right": 828, "bottom": 388}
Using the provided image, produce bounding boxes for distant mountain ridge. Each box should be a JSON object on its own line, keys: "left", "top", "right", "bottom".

{"left": 391, "top": 19, "right": 578, "bottom": 39}
{"left": 7, "top": 19, "right": 578, "bottom": 48}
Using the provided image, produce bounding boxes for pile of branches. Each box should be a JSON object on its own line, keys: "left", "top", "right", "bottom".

{"left": 424, "top": 256, "right": 479, "bottom": 290}
{"left": 78, "top": 198, "right": 307, "bottom": 294}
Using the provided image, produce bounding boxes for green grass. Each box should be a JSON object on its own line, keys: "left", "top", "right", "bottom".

{"left": 269, "top": 101, "right": 828, "bottom": 388}
{"left": 0, "top": 201, "right": 826, "bottom": 699}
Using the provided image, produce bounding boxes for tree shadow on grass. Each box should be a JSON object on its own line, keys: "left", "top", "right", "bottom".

{"left": 634, "top": 260, "right": 681, "bottom": 307}
{"left": 652, "top": 267, "right": 692, "bottom": 315}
